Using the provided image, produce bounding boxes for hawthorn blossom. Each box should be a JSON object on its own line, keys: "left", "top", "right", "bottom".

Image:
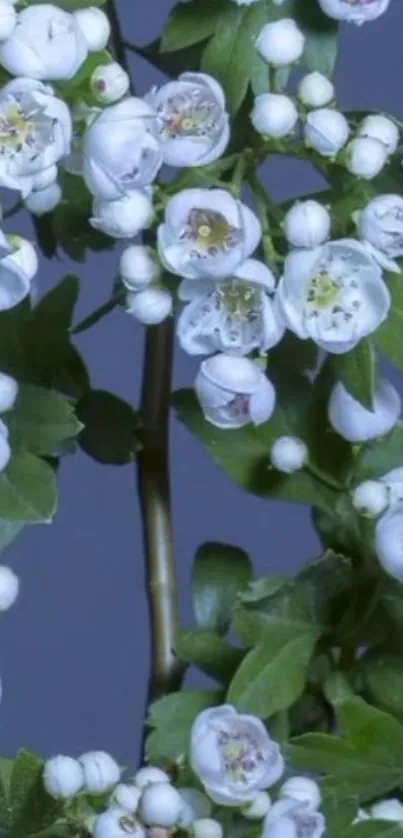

{"left": 284, "top": 200, "right": 331, "bottom": 249}
{"left": 0, "top": 234, "right": 38, "bottom": 310}
{"left": 270, "top": 436, "right": 308, "bottom": 474}
{"left": 90, "top": 190, "right": 153, "bottom": 239}
{"left": 262, "top": 799, "right": 325, "bottom": 838}
{"left": 43, "top": 756, "right": 84, "bottom": 799}
{"left": 359, "top": 194, "right": 403, "bottom": 273}
{"left": 358, "top": 114, "right": 399, "bottom": 155}
{"left": 375, "top": 507, "right": 403, "bottom": 582}
{"left": 317, "top": 0, "right": 391, "bottom": 25}
{"left": 328, "top": 378, "right": 401, "bottom": 442}
{"left": 255, "top": 19, "right": 305, "bottom": 67}
{"left": 251, "top": 94, "right": 298, "bottom": 138}
{"left": 304, "top": 109, "right": 350, "bottom": 157}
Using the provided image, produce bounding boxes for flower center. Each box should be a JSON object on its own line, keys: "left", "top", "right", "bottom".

{"left": 181, "top": 209, "right": 241, "bottom": 258}
{"left": 158, "top": 89, "right": 221, "bottom": 140}
{"left": 0, "top": 95, "right": 55, "bottom": 158}
{"left": 217, "top": 725, "right": 264, "bottom": 784}
{"left": 218, "top": 279, "right": 261, "bottom": 317}
{"left": 303, "top": 255, "right": 363, "bottom": 332}
{"left": 306, "top": 271, "right": 340, "bottom": 310}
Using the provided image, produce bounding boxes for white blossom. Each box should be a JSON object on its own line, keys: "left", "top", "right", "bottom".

{"left": 284, "top": 200, "right": 331, "bottom": 249}
{"left": 177, "top": 788, "right": 212, "bottom": 828}
{"left": 358, "top": 115, "right": 399, "bottom": 155}
{"left": 277, "top": 239, "right": 390, "bottom": 353}
{"left": 134, "top": 768, "right": 170, "bottom": 791}
{"left": 0, "top": 78, "right": 71, "bottom": 197}
{"left": 0, "top": 371, "right": 18, "bottom": 412}
{"left": 251, "top": 94, "right": 298, "bottom": 138}
{"left": 270, "top": 436, "right": 308, "bottom": 474}
{"left": 242, "top": 792, "right": 271, "bottom": 819}
{"left": 83, "top": 98, "right": 162, "bottom": 200}
{"left": 375, "top": 508, "right": 403, "bottom": 582}
{"left": 91, "top": 63, "right": 130, "bottom": 105}
{"left": 43, "top": 756, "right": 84, "bottom": 799}
{"left": 90, "top": 191, "right": 153, "bottom": 239}
{"left": 73, "top": 7, "right": 111, "bottom": 52}
{"left": 126, "top": 286, "right": 173, "bottom": 325}
{"left": 0, "top": 1, "right": 16, "bottom": 42}
{"left": 0, "top": 235, "right": 38, "bottom": 310}
{"left": 148, "top": 73, "right": 229, "bottom": 168}
{"left": 279, "top": 778, "right": 321, "bottom": 811}
{"left": 196, "top": 355, "right": 276, "bottom": 430}
{"left": 190, "top": 704, "right": 284, "bottom": 804}
{"left": 25, "top": 182, "right": 62, "bottom": 216}
{"left": 346, "top": 137, "right": 388, "bottom": 180}
{"left": 120, "top": 245, "right": 159, "bottom": 291}
{"left": 140, "top": 783, "right": 183, "bottom": 827}
{"left": 297, "top": 73, "right": 334, "bottom": 108}
{"left": 31, "top": 165, "right": 58, "bottom": 191}
{"left": 317, "top": 0, "right": 391, "bottom": 25}
{"left": 262, "top": 799, "right": 325, "bottom": 838}
{"left": 255, "top": 19, "right": 305, "bottom": 67}
{"left": 380, "top": 468, "right": 403, "bottom": 509}
{"left": 177, "top": 258, "right": 284, "bottom": 357}
{"left": 328, "top": 378, "right": 401, "bottom": 442}
{"left": 0, "top": 4, "right": 88, "bottom": 80}
{"left": 158, "top": 189, "right": 261, "bottom": 280}
{"left": 94, "top": 809, "right": 145, "bottom": 838}
{"left": 352, "top": 480, "right": 389, "bottom": 517}
{"left": 371, "top": 800, "right": 403, "bottom": 821}
{"left": 359, "top": 194, "right": 403, "bottom": 273}
{"left": 79, "top": 751, "right": 121, "bottom": 794}
{"left": 193, "top": 820, "right": 223, "bottom": 838}
{"left": 110, "top": 785, "right": 142, "bottom": 814}
{"left": 0, "top": 429, "right": 10, "bottom": 472}
{"left": 0, "top": 565, "right": 19, "bottom": 610}
{"left": 304, "top": 109, "right": 350, "bottom": 157}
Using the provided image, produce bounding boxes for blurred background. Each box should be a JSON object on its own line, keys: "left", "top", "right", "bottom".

{"left": 1, "top": 0, "right": 402, "bottom": 767}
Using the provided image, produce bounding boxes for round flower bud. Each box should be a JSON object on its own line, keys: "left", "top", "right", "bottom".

{"left": 31, "top": 165, "right": 58, "bottom": 192}
{"left": 297, "top": 72, "right": 334, "bottom": 108}
{"left": 304, "top": 108, "right": 350, "bottom": 157}
{"left": 255, "top": 18, "right": 305, "bottom": 67}
{"left": 359, "top": 194, "right": 403, "bottom": 273}
{"left": 0, "top": 566, "right": 19, "bottom": 611}
{"left": 90, "top": 191, "right": 153, "bottom": 239}
{"left": 43, "top": 755, "right": 84, "bottom": 799}
{"left": 0, "top": 371, "right": 18, "bottom": 412}
{"left": 358, "top": 115, "right": 399, "bottom": 156}
{"left": 346, "top": 137, "right": 388, "bottom": 180}
{"left": 251, "top": 93, "right": 298, "bottom": 138}
{"left": 134, "top": 767, "right": 170, "bottom": 791}
{"left": 110, "top": 784, "right": 142, "bottom": 814}
{"left": 0, "top": 0, "right": 17, "bottom": 42}
{"left": 25, "top": 183, "right": 62, "bottom": 217}
{"left": 375, "top": 509, "right": 403, "bottom": 583}
{"left": 73, "top": 7, "right": 111, "bottom": 52}
{"left": 120, "top": 246, "right": 159, "bottom": 291}
{"left": 126, "top": 287, "right": 173, "bottom": 326}
{"left": 0, "top": 434, "right": 10, "bottom": 473}
{"left": 328, "top": 379, "right": 401, "bottom": 443}
{"left": 352, "top": 480, "right": 389, "bottom": 518}
{"left": 177, "top": 788, "right": 212, "bottom": 828}
{"left": 94, "top": 809, "right": 145, "bottom": 838}
{"left": 140, "top": 782, "right": 183, "bottom": 827}
{"left": 79, "top": 751, "right": 121, "bottom": 794}
{"left": 284, "top": 200, "right": 331, "bottom": 249}
{"left": 279, "top": 777, "right": 321, "bottom": 810}
{"left": 371, "top": 799, "right": 403, "bottom": 822}
{"left": 242, "top": 791, "right": 271, "bottom": 819}
{"left": 192, "top": 820, "right": 223, "bottom": 838}
{"left": 270, "top": 436, "right": 308, "bottom": 474}
{"left": 91, "top": 62, "right": 130, "bottom": 104}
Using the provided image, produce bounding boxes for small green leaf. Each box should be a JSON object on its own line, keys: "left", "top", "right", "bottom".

{"left": 9, "top": 749, "right": 62, "bottom": 838}
{"left": 146, "top": 690, "right": 223, "bottom": 765}
{"left": 0, "top": 451, "right": 56, "bottom": 523}
{"left": 176, "top": 629, "right": 245, "bottom": 684}
{"left": 7, "top": 385, "right": 81, "bottom": 455}
{"left": 354, "top": 424, "right": 403, "bottom": 481}
{"left": 375, "top": 269, "right": 403, "bottom": 370}
{"left": 0, "top": 519, "right": 23, "bottom": 555}
{"left": 77, "top": 389, "right": 141, "bottom": 465}
{"left": 341, "top": 821, "right": 403, "bottom": 838}
{"left": 161, "top": 0, "right": 227, "bottom": 51}
{"left": 294, "top": 0, "right": 339, "bottom": 76}
{"left": 332, "top": 340, "right": 376, "bottom": 410}
{"left": 192, "top": 542, "right": 252, "bottom": 634}
{"left": 130, "top": 38, "right": 206, "bottom": 79}
{"left": 361, "top": 654, "right": 403, "bottom": 722}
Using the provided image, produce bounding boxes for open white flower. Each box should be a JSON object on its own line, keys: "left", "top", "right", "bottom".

{"left": 359, "top": 194, "right": 403, "bottom": 273}
{"left": 0, "top": 235, "right": 38, "bottom": 310}
{"left": 90, "top": 190, "right": 153, "bottom": 239}
{"left": 0, "top": 4, "right": 88, "bottom": 80}
{"left": 304, "top": 108, "right": 350, "bottom": 157}
{"left": 317, "top": 0, "right": 390, "bottom": 24}
{"left": 328, "top": 378, "right": 401, "bottom": 442}
{"left": 358, "top": 115, "right": 399, "bottom": 155}
{"left": 190, "top": 705, "right": 284, "bottom": 804}
{"left": 262, "top": 799, "right": 325, "bottom": 838}
{"left": 158, "top": 189, "right": 261, "bottom": 280}
{"left": 255, "top": 19, "right": 305, "bottom": 67}
{"left": 83, "top": 98, "right": 162, "bottom": 200}
{"left": 177, "top": 259, "right": 284, "bottom": 356}
{"left": 0, "top": 78, "right": 71, "bottom": 197}
{"left": 277, "top": 239, "right": 390, "bottom": 353}
{"left": 148, "top": 72, "right": 229, "bottom": 168}
{"left": 375, "top": 507, "right": 403, "bottom": 582}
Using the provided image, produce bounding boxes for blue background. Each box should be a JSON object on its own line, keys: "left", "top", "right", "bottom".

{"left": 1, "top": 0, "right": 403, "bottom": 767}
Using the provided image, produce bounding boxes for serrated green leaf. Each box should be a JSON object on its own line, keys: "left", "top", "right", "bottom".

{"left": 7, "top": 385, "right": 81, "bottom": 455}
{"left": 0, "top": 451, "right": 56, "bottom": 523}
{"left": 77, "top": 389, "right": 141, "bottom": 465}
{"left": 361, "top": 654, "right": 403, "bottom": 722}
{"left": 192, "top": 542, "right": 252, "bottom": 634}
{"left": 146, "top": 690, "right": 223, "bottom": 765}
{"left": 9, "top": 750, "right": 62, "bottom": 838}
{"left": 332, "top": 340, "right": 376, "bottom": 410}
{"left": 176, "top": 629, "right": 245, "bottom": 685}
{"left": 161, "top": 0, "right": 227, "bottom": 51}
{"left": 375, "top": 269, "right": 403, "bottom": 369}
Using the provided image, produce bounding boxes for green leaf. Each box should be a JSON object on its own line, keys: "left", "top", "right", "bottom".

{"left": 0, "top": 519, "right": 23, "bottom": 555}
{"left": 354, "top": 424, "right": 403, "bottom": 481}
{"left": 7, "top": 385, "right": 81, "bottom": 455}
{"left": 192, "top": 541, "right": 252, "bottom": 634}
{"left": 361, "top": 654, "right": 403, "bottom": 722}
{"left": 146, "top": 690, "right": 223, "bottom": 765}
{"left": 294, "top": 0, "right": 339, "bottom": 76}
{"left": 375, "top": 270, "right": 403, "bottom": 369}
{"left": 176, "top": 629, "right": 245, "bottom": 685}
{"left": 332, "top": 340, "right": 376, "bottom": 410}
{"left": 341, "top": 822, "right": 403, "bottom": 838}
{"left": 9, "top": 750, "right": 62, "bottom": 838}
{"left": 131, "top": 38, "right": 206, "bottom": 79}
{"left": 161, "top": 0, "right": 228, "bottom": 51}
{"left": 0, "top": 451, "right": 56, "bottom": 523}
{"left": 77, "top": 389, "right": 141, "bottom": 465}
{"left": 227, "top": 622, "right": 317, "bottom": 718}
{"left": 0, "top": 757, "right": 12, "bottom": 830}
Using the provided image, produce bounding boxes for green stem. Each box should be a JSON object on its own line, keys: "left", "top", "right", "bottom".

{"left": 248, "top": 172, "right": 282, "bottom": 265}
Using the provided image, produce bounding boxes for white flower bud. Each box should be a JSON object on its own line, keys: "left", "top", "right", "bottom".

{"left": 352, "top": 480, "right": 389, "bottom": 518}
{"left": 134, "top": 767, "right": 170, "bottom": 791}
{"left": 43, "top": 755, "right": 84, "bottom": 799}
{"left": 0, "top": 0, "right": 16, "bottom": 42}
{"left": 375, "top": 509, "right": 403, "bottom": 582}
{"left": 126, "top": 287, "right": 172, "bottom": 325}
{"left": 251, "top": 93, "right": 298, "bottom": 138}
{"left": 192, "top": 820, "right": 223, "bottom": 838}
{"left": 317, "top": 0, "right": 391, "bottom": 25}
{"left": 358, "top": 115, "right": 399, "bottom": 156}
{"left": 90, "top": 191, "right": 153, "bottom": 239}
{"left": 255, "top": 18, "right": 305, "bottom": 67}
{"left": 0, "top": 430, "right": 10, "bottom": 473}
{"left": 31, "top": 165, "right": 58, "bottom": 192}
{"left": 0, "top": 371, "right": 18, "bottom": 412}
{"left": 140, "top": 782, "right": 183, "bottom": 827}
{"left": 284, "top": 200, "right": 331, "bottom": 249}
{"left": 270, "top": 436, "right": 307, "bottom": 474}
{"left": 346, "top": 137, "right": 388, "bottom": 180}
{"left": 91, "top": 62, "right": 130, "bottom": 104}
{"left": 120, "top": 246, "right": 159, "bottom": 291}
{"left": 79, "top": 751, "right": 121, "bottom": 794}
{"left": 94, "top": 809, "right": 145, "bottom": 838}
{"left": 242, "top": 792, "right": 271, "bottom": 819}
{"left": 0, "top": 565, "right": 19, "bottom": 611}
{"left": 328, "top": 379, "right": 401, "bottom": 443}
{"left": 304, "top": 108, "right": 350, "bottom": 156}
{"left": 25, "top": 183, "right": 62, "bottom": 216}
{"left": 297, "top": 72, "right": 334, "bottom": 108}
{"left": 73, "top": 7, "right": 111, "bottom": 52}
{"left": 177, "top": 788, "right": 212, "bottom": 828}
{"left": 359, "top": 194, "right": 403, "bottom": 273}
{"left": 110, "top": 784, "right": 142, "bottom": 814}
{"left": 279, "top": 777, "right": 321, "bottom": 810}
{"left": 371, "top": 800, "right": 403, "bottom": 822}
